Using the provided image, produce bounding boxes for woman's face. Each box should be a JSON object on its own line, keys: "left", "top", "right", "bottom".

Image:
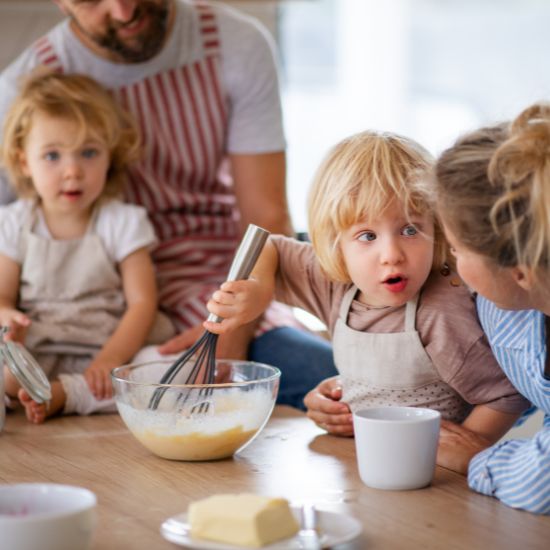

{"left": 442, "top": 222, "right": 535, "bottom": 311}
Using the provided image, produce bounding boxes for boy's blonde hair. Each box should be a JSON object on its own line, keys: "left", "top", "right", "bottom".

{"left": 434, "top": 103, "right": 550, "bottom": 277}
{"left": 307, "top": 130, "right": 447, "bottom": 282}
{"left": 1, "top": 68, "right": 140, "bottom": 199}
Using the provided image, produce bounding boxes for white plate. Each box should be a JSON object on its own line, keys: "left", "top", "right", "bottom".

{"left": 160, "top": 505, "right": 362, "bottom": 549}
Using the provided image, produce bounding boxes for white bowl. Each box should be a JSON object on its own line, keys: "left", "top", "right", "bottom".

{"left": 0, "top": 483, "right": 97, "bottom": 550}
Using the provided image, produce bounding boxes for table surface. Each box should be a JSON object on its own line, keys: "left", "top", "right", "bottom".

{"left": 1, "top": 406, "right": 549, "bottom": 550}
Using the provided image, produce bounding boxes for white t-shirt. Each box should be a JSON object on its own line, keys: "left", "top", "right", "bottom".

{"left": 0, "top": 0, "right": 285, "bottom": 203}
{"left": 0, "top": 199, "right": 156, "bottom": 265}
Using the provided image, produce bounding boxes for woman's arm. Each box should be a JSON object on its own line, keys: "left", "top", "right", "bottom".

{"left": 437, "top": 414, "right": 550, "bottom": 514}
{"left": 437, "top": 405, "right": 520, "bottom": 474}
{"left": 468, "top": 425, "right": 550, "bottom": 514}
{"left": 84, "top": 247, "right": 158, "bottom": 399}
{"left": 462, "top": 404, "right": 521, "bottom": 441}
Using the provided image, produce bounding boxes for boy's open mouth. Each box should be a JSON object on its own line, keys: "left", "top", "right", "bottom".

{"left": 383, "top": 275, "right": 408, "bottom": 293}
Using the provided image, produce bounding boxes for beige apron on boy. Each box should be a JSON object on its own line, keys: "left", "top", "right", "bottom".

{"left": 333, "top": 285, "right": 470, "bottom": 422}
{"left": 17, "top": 205, "right": 174, "bottom": 415}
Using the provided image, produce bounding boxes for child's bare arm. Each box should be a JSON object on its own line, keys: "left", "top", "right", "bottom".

{"left": 0, "top": 253, "right": 30, "bottom": 343}
{"left": 437, "top": 405, "right": 520, "bottom": 474}
{"left": 0, "top": 253, "right": 31, "bottom": 397}
{"left": 462, "top": 404, "right": 520, "bottom": 442}
{"left": 204, "top": 238, "right": 278, "bottom": 334}
{"left": 85, "top": 247, "right": 158, "bottom": 399}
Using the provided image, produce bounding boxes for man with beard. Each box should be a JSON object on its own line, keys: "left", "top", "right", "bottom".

{"left": 0, "top": 0, "right": 338, "bottom": 410}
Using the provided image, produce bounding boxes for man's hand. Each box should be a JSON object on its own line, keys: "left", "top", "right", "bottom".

{"left": 158, "top": 321, "right": 256, "bottom": 360}
{"left": 304, "top": 376, "right": 354, "bottom": 437}
{"left": 437, "top": 419, "right": 494, "bottom": 475}
{"left": 157, "top": 324, "right": 204, "bottom": 355}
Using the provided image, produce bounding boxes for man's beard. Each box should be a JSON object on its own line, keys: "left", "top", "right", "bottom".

{"left": 75, "top": 1, "right": 170, "bottom": 63}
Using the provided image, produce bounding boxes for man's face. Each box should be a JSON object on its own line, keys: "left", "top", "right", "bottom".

{"left": 55, "top": 0, "right": 171, "bottom": 63}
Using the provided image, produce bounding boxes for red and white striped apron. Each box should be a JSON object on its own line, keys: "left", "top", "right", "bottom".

{"left": 33, "top": 3, "right": 243, "bottom": 331}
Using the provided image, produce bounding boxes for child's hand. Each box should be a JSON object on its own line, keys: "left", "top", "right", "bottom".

{"left": 84, "top": 360, "right": 117, "bottom": 400}
{"left": 304, "top": 377, "right": 354, "bottom": 437}
{"left": 204, "top": 279, "right": 271, "bottom": 334}
{"left": 0, "top": 308, "right": 31, "bottom": 343}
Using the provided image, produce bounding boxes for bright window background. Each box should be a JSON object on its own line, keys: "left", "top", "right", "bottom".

{"left": 277, "top": 0, "right": 548, "bottom": 433}
{"left": 0, "top": 0, "right": 545, "bottom": 435}
{"left": 277, "top": 0, "right": 550, "bottom": 231}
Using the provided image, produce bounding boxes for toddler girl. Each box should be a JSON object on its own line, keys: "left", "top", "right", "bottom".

{"left": 431, "top": 104, "right": 550, "bottom": 514}
{"left": 205, "top": 131, "right": 529, "bottom": 447}
{"left": 0, "top": 70, "right": 173, "bottom": 423}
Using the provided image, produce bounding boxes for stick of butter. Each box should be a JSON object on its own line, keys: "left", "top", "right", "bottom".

{"left": 188, "top": 493, "right": 300, "bottom": 548}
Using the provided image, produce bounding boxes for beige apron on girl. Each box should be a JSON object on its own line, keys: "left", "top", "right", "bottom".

{"left": 18, "top": 205, "right": 174, "bottom": 415}
{"left": 333, "top": 285, "right": 470, "bottom": 422}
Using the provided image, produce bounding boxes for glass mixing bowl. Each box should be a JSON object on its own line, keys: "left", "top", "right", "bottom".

{"left": 111, "top": 360, "right": 280, "bottom": 461}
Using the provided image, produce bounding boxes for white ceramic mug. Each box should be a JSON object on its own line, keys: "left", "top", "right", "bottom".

{"left": 353, "top": 406, "right": 441, "bottom": 490}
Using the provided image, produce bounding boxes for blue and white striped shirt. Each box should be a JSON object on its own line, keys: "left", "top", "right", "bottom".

{"left": 469, "top": 296, "right": 550, "bottom": 514}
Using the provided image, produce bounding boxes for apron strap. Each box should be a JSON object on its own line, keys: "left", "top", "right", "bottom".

{"left": 404, "top": 292, "right": 420, "bottom": 332}
{"left": 84, "top": 201, "right": 103, "bottom": 236}
{"left": 338, "top": 285, "right": 358, "bottom": 321}
{"left": 544, "top": 315, "right": 550, "bottom": 380}
{"left": 25, "top": 200, "right": 100, "bottom": 236}
{"left": 23, "top": 200, "right": 41, "bottom": 233}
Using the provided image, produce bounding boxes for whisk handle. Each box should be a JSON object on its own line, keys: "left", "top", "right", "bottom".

{"left": 207, "top": 224, "right": 270, "bottom": 324}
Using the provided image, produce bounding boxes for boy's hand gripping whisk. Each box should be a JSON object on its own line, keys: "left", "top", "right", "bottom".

{"left": 148, "top": 224, "right": 270, "bottom": 411}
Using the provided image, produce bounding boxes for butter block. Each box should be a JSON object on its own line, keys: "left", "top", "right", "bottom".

{"left": 188, "top": 493, "right": 299, "bottom": 548}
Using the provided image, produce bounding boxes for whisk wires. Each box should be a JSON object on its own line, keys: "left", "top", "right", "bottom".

{"left": 147, "top": 224, "right": 270, "bottom": 412}
{"left": 148, "top": 330, "right": 218, "bottom": 411}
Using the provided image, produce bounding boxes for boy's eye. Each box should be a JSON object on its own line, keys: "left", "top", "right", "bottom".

{"left": 450, "top": 247, "right": 457, "bottom": 256}
{"left": 358, "top": 231, "right": 376, "bottom": 242}
{"left": 81, "top": 148, "right": 99, "bottom": 159}
{"left": 44, "top": 151, "right": 60, "bottom": 161}
{"left": 402, "top": 225, "right": 418, "bottom": 237}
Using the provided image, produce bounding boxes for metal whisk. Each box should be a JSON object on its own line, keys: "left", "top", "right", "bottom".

{"left": 148, "top": 224, "right": 270, "bottom": 411}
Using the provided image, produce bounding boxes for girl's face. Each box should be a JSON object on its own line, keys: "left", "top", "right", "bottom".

{"left": 340, "top": 199, "right": 434, "bottom": 308}
{"left": 20, "top": 111, "right": 110, "bottom": 217}
{"left": 442, "top": 222, "right": 536, "bottom": 311}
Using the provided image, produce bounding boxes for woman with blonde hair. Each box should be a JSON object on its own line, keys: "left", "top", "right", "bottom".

{"left": 204, "top": 130, "right": 529, "bottom": 452}
{"left": 432, "top": 104, "right": 550, "bottom": 514}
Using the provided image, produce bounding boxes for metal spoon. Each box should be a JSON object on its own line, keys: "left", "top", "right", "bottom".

{"left": 298, "top": 504, "right": 322, "bottom": 549}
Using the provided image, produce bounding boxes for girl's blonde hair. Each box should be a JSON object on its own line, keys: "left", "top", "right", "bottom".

{"left": 307, "top": 130, "right": 447, "bottom": 281}
{"left": 434, "top": 103, "right": 550, "bottom": 276}
{"left": 1, "top": 68, "right": 140, "bottom": 199}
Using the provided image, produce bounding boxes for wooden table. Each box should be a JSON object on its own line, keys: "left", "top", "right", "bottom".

{"left": 1, "top": 407, "right": 549, "bottom": 549}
